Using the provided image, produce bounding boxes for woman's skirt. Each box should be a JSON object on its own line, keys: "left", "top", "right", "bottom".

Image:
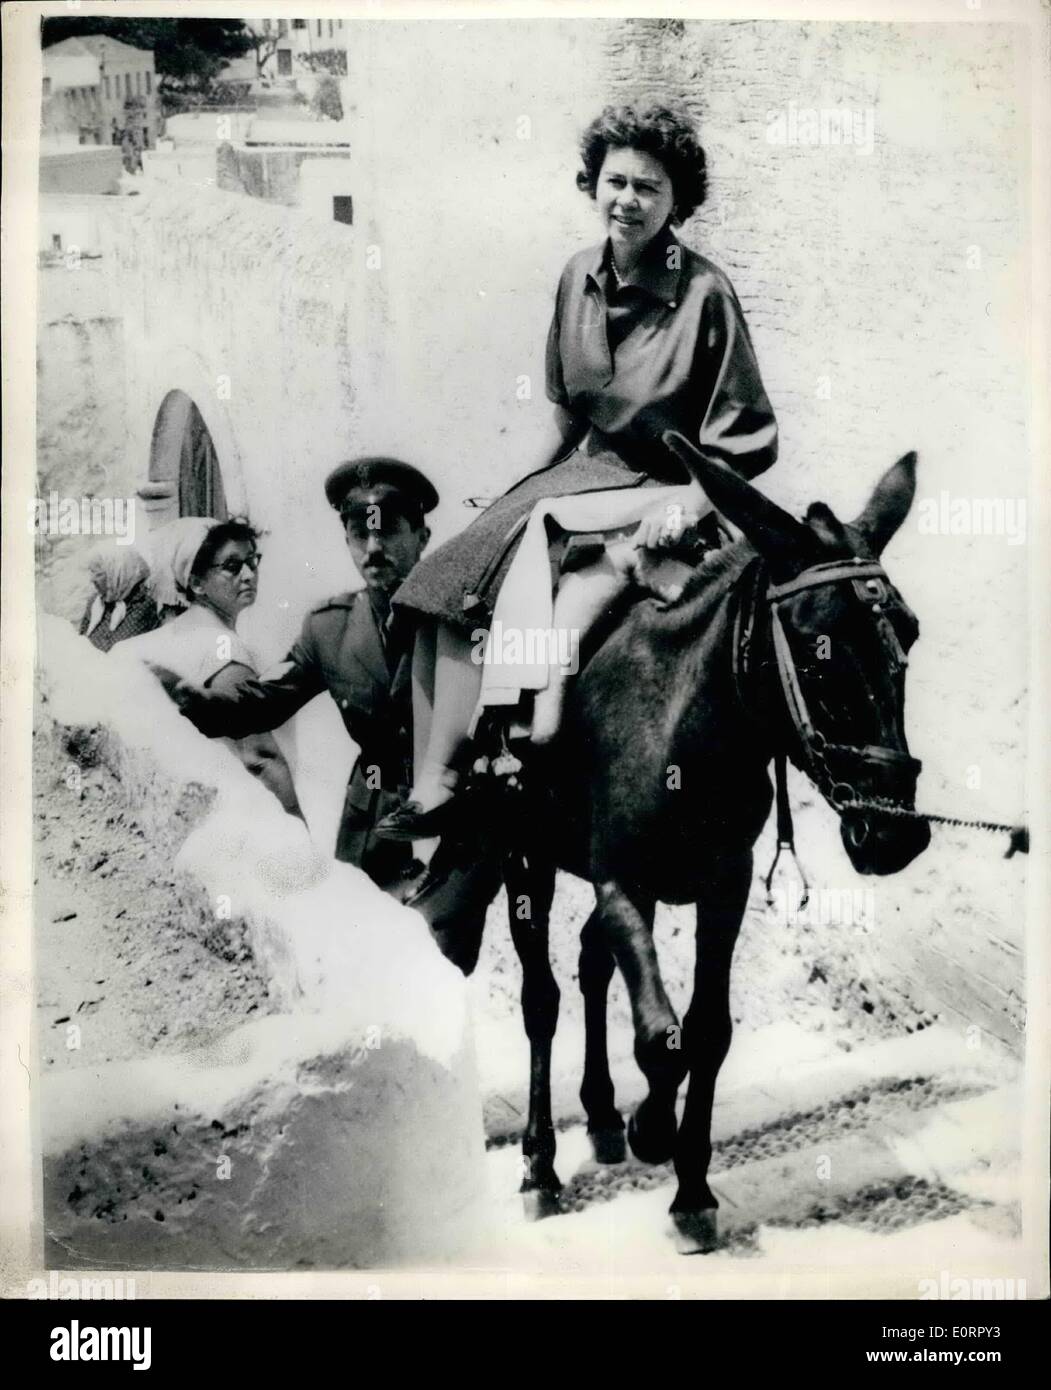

{"left": 393, "top": 439, "right": 672, "bottom": 633}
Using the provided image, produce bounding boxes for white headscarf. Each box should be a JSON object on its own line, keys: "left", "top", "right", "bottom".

{"left": 84, "top": 542, "right": 151, "bottom": 636}
{"left": 147, "top": 517, "right": 221, "bottom": 611}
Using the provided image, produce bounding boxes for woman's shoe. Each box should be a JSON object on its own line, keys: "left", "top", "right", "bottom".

{"left": 373, "top": 798, "right": 458, "bottom": 842}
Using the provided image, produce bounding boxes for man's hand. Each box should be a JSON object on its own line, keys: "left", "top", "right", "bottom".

{"left": 145, "top": 664, "right": 208, "bottom": 711}
{"left": 147, "top": 663, "right": 186, "bottom": 698}
{"left": 632, "top": 485, "right": 713, "bottom": 552}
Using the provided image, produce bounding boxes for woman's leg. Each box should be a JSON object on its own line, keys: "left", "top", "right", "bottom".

{"left": 411, "top": 620, "right": 438, "bottom": 783}
{"left": 410, "top": 621, "right": 483, "bottom": 813}
{"left": 531, "top": 554, "right": 627, "bottom": 745}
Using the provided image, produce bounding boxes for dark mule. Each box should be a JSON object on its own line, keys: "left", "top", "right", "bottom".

{"left": 498, "top": 432, "right": 931, "bottom": 1250}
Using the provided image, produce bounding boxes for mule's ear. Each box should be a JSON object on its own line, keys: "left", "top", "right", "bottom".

{"left": 852, "top": 452, "right": 918, "bottom": 556}
{"left": 663, "top": 430, "right": 809, "bottom": 566}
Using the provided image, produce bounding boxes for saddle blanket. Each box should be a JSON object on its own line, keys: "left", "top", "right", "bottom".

{"left": 476, "top": 484, "right": 700, "bottom": 711}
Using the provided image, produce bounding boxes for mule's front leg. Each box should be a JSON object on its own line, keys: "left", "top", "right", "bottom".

{"left": 594, "top": 881, "right": 687, "bottom": 1165}
{"left": 579, "top": 909, "right": 626, "bottom": 1164}
{"left": 671, "top": 850, "right": 751, "bottom": 1254}
{"left": 505, "top": 851, "right": 561, "bottom": 1217}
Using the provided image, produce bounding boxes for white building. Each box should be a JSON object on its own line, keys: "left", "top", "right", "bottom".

{"left": 252, "top": 17, "right": 347, "bottom": 77}
{"left": 43, "top": 36, "right": 161, "bottom": 151}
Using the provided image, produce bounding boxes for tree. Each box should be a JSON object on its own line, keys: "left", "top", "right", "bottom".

{"left": 41, "top": 17, "right": 253, "bottom": 93}
{"left": 242, "top": 24, "right": 281, "bottom": 78}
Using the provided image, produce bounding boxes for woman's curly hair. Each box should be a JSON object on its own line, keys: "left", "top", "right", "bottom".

{"left": 187, "top": 517, "right": 263, "bottom": 592}
{"left": 576, "top": 104, "right": 707, "bottom": 224}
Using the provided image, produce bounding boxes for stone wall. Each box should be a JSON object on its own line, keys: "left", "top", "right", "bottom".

{"left": 601, "top": 18, "right": 1028, "bottom": 509}
{"left": 215, "top": 141, "right": 351, "bottom": 210}
{"left": 36, "top": 229, "right": 131, "bottom": 622}
{"left": 39, "top": 148, "right": 123, "bottom": 195}
{"left": 111, "top": 183, "right": 368, "bottom": 654}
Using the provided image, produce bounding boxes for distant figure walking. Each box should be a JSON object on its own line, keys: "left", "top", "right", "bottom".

{"left": 120, "top": 127, "right": 142, "bottom": 174}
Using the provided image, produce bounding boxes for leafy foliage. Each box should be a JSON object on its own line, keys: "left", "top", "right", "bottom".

{"left": 296, "top": 49, "right": 348, "bottom": 77}
{"left": 310, "top": 75, "right": 344, "bottom": 123}
{"left": 41, "top": 17, "right": 253, "bottom": 91}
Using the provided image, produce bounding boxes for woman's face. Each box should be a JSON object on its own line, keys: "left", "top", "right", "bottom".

{"left": 595, "top": 146, "right": 676, "bottom": 259}
{"left": 190, "top": 538, "right": 259, "bottom": 623}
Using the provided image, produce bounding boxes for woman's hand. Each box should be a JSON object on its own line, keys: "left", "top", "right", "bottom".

{"left": 632, "top": 484, "right": 713, "bottom": 552}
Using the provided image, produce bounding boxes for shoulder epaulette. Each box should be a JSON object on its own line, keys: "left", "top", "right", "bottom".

{"left": 309, "top": 590, "right": 360, "bottom": 615}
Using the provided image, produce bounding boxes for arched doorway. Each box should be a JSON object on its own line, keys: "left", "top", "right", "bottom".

{"left": 139, "top": 390, "right": 229, "bottom": 526}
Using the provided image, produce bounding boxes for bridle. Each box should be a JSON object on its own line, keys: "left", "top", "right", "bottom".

{"left": 732, "top": 552, "right": 922, "bottom": 901}
{"left": 764, "top": 556, "right": 921, "bottom": 812}
{"left": 731, "top": 549, "right": 1024, "bottom": 890}
{"left": 735, "top": 554, "right": 920, "bottom": 810}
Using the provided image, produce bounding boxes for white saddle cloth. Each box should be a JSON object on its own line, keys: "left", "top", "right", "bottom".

{"left": 476, "top": 485, "right": 688, "bottom": 711}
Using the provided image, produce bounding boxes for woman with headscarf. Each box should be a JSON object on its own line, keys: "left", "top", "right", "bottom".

{"left": 78, "top": 542, "right": 160, "bottom": 652}
{"left": 124, "top": 516, "right": 302, "bottom": 818}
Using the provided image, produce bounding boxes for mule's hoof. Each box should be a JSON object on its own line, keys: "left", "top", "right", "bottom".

{"left": 627, "top": 1103, "right": 676, "bottom": 1166}
{"left": 670, "top": 1208, "right": 719, "bottom": 1255}
{"left": 521, "top": 1186, "right": 562, "bottom": 1221}
{"left": 588, "top": 1126, "right": 627, "bottom": 1165}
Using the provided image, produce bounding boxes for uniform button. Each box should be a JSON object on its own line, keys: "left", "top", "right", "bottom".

{"left": 668, "top": 300, "right": 678, "bottom": 309}
{"left": 340, "top": 698, "right": 348, "bottom": 709}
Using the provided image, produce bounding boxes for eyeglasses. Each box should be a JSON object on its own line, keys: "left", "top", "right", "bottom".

{"left": 210, "top": 552, "right": 262, "bottom": 578}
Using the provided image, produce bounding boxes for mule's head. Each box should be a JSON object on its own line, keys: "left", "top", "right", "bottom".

{"left": 665, "top": 432, "right": 930, "bottom": 876}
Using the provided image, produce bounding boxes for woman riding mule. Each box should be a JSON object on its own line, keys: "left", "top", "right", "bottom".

{"left": 491, "top": 435, "right": 931, "bottom": 1250}
{"left": 381, "top": 104, "right": 779, "bottom": 839}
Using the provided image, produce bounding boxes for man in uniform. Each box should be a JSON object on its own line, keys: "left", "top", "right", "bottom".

{"left": 165, "top": 457, "right": 499, "bottom": 970}
{"left": 172, "top": 457, "right": 431, "bottom": 885}
{"left": 167, "top": 458, "right": 500, "bottom": 978}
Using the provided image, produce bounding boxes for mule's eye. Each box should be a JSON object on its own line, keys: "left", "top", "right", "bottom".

{"left": 887, "top": 594, "right": 919, "bottom": 646}
{"left": 895, "top": 610, "right": 919, "bottom": 648}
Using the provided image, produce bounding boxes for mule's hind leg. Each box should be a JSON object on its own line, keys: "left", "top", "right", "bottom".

{"left": 505, "top": 849, "right": 561, "bottom": 1217}
{"left": 670, "top": 850, "right": 751, "bottom": 1253}
{"left": 579, "top": 908, "right": 626, "bottom": 1164}
{"left": 594, "top": 881, "right": 687, "bottom": 1165}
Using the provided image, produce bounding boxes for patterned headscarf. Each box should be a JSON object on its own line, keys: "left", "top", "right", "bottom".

{"left": 147, "top": 517, "right": 221, "bottom": 612}
{"left": 84, "top": 542, "right": 151, "bottom": 637}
